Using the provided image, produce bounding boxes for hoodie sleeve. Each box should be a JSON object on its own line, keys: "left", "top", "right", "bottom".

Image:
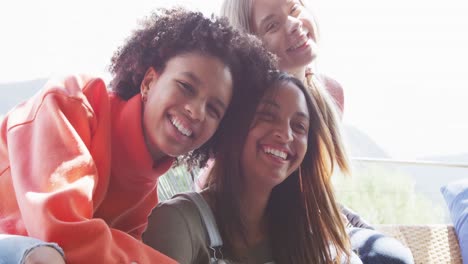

{"left": 3, "top": 75, "right": 176, "bottom": 264}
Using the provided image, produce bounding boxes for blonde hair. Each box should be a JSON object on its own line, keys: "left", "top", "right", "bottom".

{"left": 220, "top": 0, "right": 254, "bottom": 33}
{"left": 220, "top": 0, "right": 320, "bottom": 41}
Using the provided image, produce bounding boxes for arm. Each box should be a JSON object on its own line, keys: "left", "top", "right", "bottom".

{"left": 24, "top": 245, "right": 65, "bottom": 264}
{"left": 3, "top": 76, "right": 175, "bottom": 263}
{"left": 0, "top": 234, "right": 64, "bottom": 264}
{"left": 143, "top": 199, "right": 200, "bottom": 264}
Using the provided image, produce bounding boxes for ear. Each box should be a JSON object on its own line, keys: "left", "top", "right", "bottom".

{"left": 140, "top": 67, "right": 159, "bottom": 95}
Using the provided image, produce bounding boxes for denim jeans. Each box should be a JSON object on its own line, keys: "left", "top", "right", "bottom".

{"left": 348, "top": 227, "right": 414, "bottom": 264}
{"left": 0, "top": 234, "right": 64, "bottom": 264}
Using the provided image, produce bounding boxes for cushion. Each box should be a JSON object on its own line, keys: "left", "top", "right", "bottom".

{"left": 441, "top": 179, "right": 468, "bottom": 264}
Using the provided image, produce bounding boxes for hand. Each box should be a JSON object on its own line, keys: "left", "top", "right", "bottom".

{"left": 23, "top": 245, "right": 66, "bottom": 264}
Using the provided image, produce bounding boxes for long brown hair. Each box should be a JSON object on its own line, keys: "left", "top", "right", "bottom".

{"left": 205, "top": 72, "right": 351, "bottom": 263}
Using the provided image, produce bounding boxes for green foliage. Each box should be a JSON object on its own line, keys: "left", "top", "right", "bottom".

{"left": 157, "top": 163, "right": 447, "bottom": 225}
{"left": 157, "top": 166, "right": 195, "bottom": 201}
{"left": 333, "top": 164, "right": 447, "bottom": 224}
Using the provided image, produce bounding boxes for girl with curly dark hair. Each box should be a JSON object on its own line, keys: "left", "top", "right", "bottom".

{"left": 0, "top": 7, "right": 275, "bottom": 264}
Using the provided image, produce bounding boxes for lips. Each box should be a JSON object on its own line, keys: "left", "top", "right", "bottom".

{"left": 264, "top": 146, "right": 287, "bottom": 160}
{"left": 287, "top": 33, "right": 310, "bottom": 52}
{"left": 169, "top": 114, "right": 193, "bottom": 137}
{"left": 262, "top": 145, "right": 292, "bottom": 161}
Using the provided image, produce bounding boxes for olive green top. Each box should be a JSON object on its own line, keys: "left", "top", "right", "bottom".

{"left": 143, "top": 195, "right": 274, "bottom": 264}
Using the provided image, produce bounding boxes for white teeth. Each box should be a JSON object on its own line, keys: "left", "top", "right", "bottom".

{"left": 264, "top": 147, "right": 287, "bottom": 160}
{"left": 170, "top": 117, "right": 192, "bottom": 137}
{"left": 288, "top": 36, "right": 308, "bottom": 51}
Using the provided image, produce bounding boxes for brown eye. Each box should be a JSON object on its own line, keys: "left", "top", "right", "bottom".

{"left": 265, "top": 22, "right": 278, "bottom": 33}
{"left": 256, "top": 111, "right": 275, "bottom": 121}
{"left": 290, "top": 4, "right": 302, "bottom": 16}
{"left": 293, "top": 120, "right": 308, "bottom": 134}
{"left": 177, "top": 81, "right": 195, "bottom": 95}
{"left": 207, "top": 104, "right": 222, "bottom": 120}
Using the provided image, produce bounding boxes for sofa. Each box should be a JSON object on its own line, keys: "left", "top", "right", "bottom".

{"left": 376, "top": 224, "right": 463, "bottom": 264}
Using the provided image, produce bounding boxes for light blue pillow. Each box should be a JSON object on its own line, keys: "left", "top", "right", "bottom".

{"left": 441, "top": 179, "right": 468, "bottom": 264}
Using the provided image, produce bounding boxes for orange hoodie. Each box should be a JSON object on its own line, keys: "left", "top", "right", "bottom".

{"left": 0, "top": 75, "right": 177, "bottom": 264}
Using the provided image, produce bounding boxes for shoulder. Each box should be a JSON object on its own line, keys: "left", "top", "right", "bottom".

{"left": 316, "top": 74, "right": 344, "bottom": 97}
{"left": 317, "top": 74, "right": 343, "bottom": 88}
{"left": 155, "top": 195, "right": 202, "bottom": 222}
{"left": 144, "top": 193, "right": 210, "bottom": 264}
{"left": 5, "top": 75, "right": 108, "bottom": 130}
{"left": 316, "top": 74, "right": 345, "bottom": 114}
{"left": 45, "top": 74, "right": 110, "bottom": 117}
{"left": 153, "top": 194, "right": 209, "bottom": 239}
{"left": 38, "top": 74, "right": 106, "bottom": 103}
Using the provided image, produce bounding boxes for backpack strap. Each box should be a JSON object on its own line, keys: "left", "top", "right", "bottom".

{"left": 175, "top": 192, "right": 224, "bottom": 261}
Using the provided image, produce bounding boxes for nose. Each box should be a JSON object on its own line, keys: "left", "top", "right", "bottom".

{"left": 184, "top": 100, "right": 206, "bottom": 122}
{"left": 287, "top": 16, "right": 303, "bottom": 35}
{"left": 273, "top": 122, "right": 293, "bottom": 143}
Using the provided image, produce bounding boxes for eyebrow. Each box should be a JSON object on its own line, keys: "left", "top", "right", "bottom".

{"left": 286, "top": 0, "right": 299, "bottom": 7}
{"left": 214, "top": 98, "right": 227, "bottom": 111}
{"left": 181, "top": 72, "right": 202, "bottom": 86}
{"left": 295, "top": 112, "right": 309, "bottom": 120}
{"left": 260, "top": 100, "right": 310, "bottom": 119}
{"left": 182, "top": 71, "right": 227, "bottom": 111}
{"left": 260, "top": 99, "right": 280, "bottom": 109}
{"left": 259, "top": 0, "right": 297, "bottom": 28}
{"left": 259, "top": 14, "right": 276, "bottom": 29}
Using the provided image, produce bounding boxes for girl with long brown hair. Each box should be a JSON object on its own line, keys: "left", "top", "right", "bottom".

{"left": 144, "top": 72, "right": 361, "bottom": 263}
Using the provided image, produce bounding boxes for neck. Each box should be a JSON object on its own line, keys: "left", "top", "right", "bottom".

{"left": 144, "top": 136, "right": 167, "bottom": 163}
{"left": 151, "top": 150, "right": 167, "bottom": 163}
{"left": 287, "top": 66, "right": 307, "bottom": 83}
{"left": 238, "top": 181, "right": 272, "bottom": 246}
{"left": 285, "top": 60, "right": 319, "bottom": 82}
{"left": 141, "top": 99, "right": 168, "bottom": 163}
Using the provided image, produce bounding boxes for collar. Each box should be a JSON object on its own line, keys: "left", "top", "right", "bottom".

{"left": 111, "top": 93, "right": 174, "bottom": 186}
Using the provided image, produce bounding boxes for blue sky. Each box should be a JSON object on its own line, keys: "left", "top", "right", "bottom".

{"left": 1, "top": 0, "right": 467, "bottom": 160}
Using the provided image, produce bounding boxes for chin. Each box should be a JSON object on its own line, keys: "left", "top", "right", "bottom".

{"left": 158, "top": 145, "right": 183, "bottom": 158}
{"left": 269, "top": 174, "right": 289, "bottom": 186}
{"left": 298, "top": 54, "right": 317, "bottom": 67}
{"left": 281, "top": 61, "right": 312, "bottom": 74}
{"left": 169, "top": 148, "right": 188, "bottom": 157}
{"left": 309, "top": 54, "right": 318, "bottom": 64}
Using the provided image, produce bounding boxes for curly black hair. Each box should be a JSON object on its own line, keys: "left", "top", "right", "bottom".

{"left": 109, "top": 7, "right": 277, "bottom": 167}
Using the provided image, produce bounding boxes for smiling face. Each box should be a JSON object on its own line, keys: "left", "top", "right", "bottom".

{"left": 251, "top": 0, "right": 318, "bottom": 75}
{"left": 240, "top": 80, "right": 309, "bottom": 190}
{"left": 141, "top": 52, "right": 233, "bottom": 161}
